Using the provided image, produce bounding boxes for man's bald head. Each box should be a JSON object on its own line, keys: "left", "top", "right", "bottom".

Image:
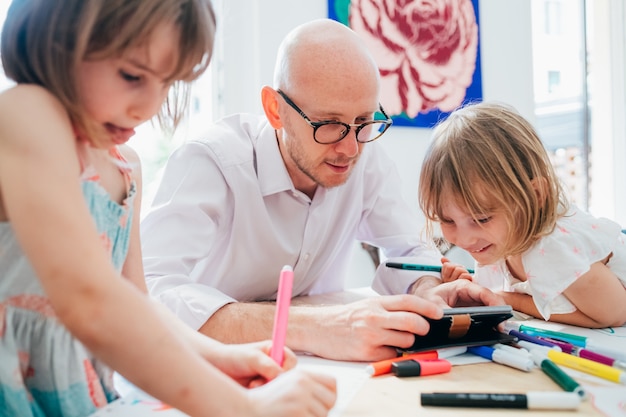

{"left": 273, "top": 19, "right": 380, "bottom": 98}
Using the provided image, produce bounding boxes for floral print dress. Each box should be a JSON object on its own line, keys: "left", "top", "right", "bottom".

{"left": 0, "top": 147, "right": 135, "bottom": 417}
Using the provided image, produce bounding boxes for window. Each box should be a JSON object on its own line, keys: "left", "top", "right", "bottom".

{"left": 544, "top": 1, "right": 562, "bottom": 35}
{"left": 531, "top": 0, "right": 589, "bottom": 209}
{"left": 129, "top": 72, "right": 214, "bottom": 208}
{"left": 547, "top": 70, "right": 561, "bottom": 94}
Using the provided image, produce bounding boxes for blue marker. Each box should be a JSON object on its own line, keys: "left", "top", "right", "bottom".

{"left": 468, "top": 346, "right": 534, "bottom": 372}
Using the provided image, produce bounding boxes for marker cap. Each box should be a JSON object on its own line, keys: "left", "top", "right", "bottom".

{"left": 492, "top": 349, "right": 535, "bottom": 372}
{"left": 391, "top": 359, "right": 451, "bottom": 377}
{"left": 493, "top": 343, "right": 531, "bottom": 358}
{"left": 365, "top": 351, "right": 438, "bottom": 376}
{"left": 518, "top": 341, "right": 557, "bottom": 358}
{"left": 586, "top": 340, "right": 626, "bottom": 362}
{"left": 526, "top": 391, "right": 581, "bottom": 410}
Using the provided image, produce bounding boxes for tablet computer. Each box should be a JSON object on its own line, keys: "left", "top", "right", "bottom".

{"left": 402, "top": 305, "right": 516, "bottom": 352}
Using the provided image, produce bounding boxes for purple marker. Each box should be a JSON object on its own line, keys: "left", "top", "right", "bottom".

{"left": 509, "top": 329, "right": 559, "bottom": 349}
{"left": 537, "top": 336, "right": 575, "bottom": 354}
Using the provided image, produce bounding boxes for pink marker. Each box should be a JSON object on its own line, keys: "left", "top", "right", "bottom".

{"left": 270, "top": 265, "right": 294, "bottom": 365}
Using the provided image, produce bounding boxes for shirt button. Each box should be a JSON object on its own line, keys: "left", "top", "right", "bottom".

{"left": 303, "top": 253, "right": 310, "bottom": 261}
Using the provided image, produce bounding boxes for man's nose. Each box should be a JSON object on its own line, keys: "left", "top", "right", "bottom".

{"left": 333, "top": 128, "right": 359, "bottom": 157}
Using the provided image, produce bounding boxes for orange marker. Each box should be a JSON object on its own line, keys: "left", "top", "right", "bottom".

{"left": 366, "top": 351, "right": 438, "bottom": 376}
{"left": 391, "top": 358, "right": 452, "bottom": 377}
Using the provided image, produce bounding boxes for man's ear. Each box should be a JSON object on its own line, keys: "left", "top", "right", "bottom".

{"left": 261, "top": 86, "right": 282, "bottom": 129}
{"left": 531, "top": 177, "right": 549, "bottom": 206}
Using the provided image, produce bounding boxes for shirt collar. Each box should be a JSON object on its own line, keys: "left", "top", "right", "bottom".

{"left": 256, "top": 123, "right": 294, "bottom": 196}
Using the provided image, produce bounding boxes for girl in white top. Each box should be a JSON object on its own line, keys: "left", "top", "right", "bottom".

{"left": 418, "top": 101, "right": 626, "bottom": 328}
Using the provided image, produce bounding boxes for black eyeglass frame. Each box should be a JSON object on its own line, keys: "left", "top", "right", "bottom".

{"left": 276, "top": 89, "right": 392, "bottom": 144}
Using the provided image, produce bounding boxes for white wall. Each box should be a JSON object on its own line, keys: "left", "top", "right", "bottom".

{"left": 214, "top": 0, "right": 536, "bottom": 286}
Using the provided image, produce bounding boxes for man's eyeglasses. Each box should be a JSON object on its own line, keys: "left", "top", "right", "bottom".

{"left": 276, "top": 89, "right": 392, "bottom": 144}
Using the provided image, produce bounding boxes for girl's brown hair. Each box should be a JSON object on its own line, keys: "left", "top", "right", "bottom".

{"left": 1, "top": 0, "right": 216, "bottom": 145}
{"left": 419, "top": 101, "right": 569, "bottom": 257}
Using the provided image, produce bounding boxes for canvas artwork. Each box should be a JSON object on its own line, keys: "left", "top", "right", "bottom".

{"left": 329, "top": 0, "right": 483, "bottom": 128}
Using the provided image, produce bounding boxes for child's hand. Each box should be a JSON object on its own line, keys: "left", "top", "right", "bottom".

{"left": 207, "top": 340, "right": 297, "bottom": 388}
{"left": 248, "top": 369, "right": 337, "bottom": 417}
{"left": 440, "top": 256, "right": 473, "bottom": 283}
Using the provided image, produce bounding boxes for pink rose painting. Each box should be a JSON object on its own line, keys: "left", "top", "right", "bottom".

{"left": 329, "top": 0, "right": 482, "bottom": 127}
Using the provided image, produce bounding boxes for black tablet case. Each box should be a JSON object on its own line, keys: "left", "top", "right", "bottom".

{"left": 401, "top": 305, "right": 516, "bottom": 352}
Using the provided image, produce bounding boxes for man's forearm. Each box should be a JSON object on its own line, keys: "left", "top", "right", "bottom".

{"left": 199, "top": 302, "right": 274, "bottom": 343}
{"left": 198, "top": 302, "right": 324, "bottom": 353}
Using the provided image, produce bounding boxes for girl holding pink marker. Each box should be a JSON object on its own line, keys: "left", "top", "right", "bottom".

{"left": 0, "top": 1, "right": 336, "bottom": 416}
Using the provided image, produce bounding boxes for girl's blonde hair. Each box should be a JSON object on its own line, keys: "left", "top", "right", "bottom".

{"left": 419, "top": 101, "right": 569, "bottom": 257}
{"left": 1, "top": 0, "right": 216, "bottom": 145}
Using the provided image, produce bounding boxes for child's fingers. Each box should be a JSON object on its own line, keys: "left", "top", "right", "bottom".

{"left": 247, "top": 377, "right": 266, "bottom": 388}
{"left": 244, "top": 352, "right": 286, "bottom": 388}
{"left": 252, "top": 343, "right": 299, "bottom": 383}
{"left": 246, "top": 340, "right": 293, "bottom": 369}
{"left": 303, "top": 370, "right": 338, "bottom": 409}
{"left": 311, "top": 371, "right": 337, "bottom": 392}
{"left": 441, "top": 262, "right": 473, "bottom": 283}
{"left": 440, "top": 262, "right": 458, "bottom": 282}
{"left": 281, "top": 347, "right": 297, "bottom": 370}
{"left": 441, "top": 274, "right": 457, "bottom": 283}
{"left": 458, "top": 271, "right": 473, "bottom": 281}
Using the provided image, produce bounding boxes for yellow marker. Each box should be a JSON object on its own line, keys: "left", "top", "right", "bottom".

{"left": 546, "top": 349, "right": 626, "bottom": 385}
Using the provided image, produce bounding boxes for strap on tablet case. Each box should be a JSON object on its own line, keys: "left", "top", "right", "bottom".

{"left": 449, "top": 314, "right": 471, "bottom": 338}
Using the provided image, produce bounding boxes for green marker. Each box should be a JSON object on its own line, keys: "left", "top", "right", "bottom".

{"left": 537, "top": 356, "right": 586, "bottom": 399}
{"left": 385, "top": 262, "right": 475, "bottom": 274}
{"left": 519, "top": 325, "right": 587, "bottom": 347}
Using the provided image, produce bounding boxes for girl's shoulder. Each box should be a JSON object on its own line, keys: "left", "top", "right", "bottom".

{"left": 0, "top": 84, "right": 63, "bottom": 111}
{"left": 554, "top": 206, "right": 621, "bottom": 239}
{"left": 0, "top": 84, "right": 71, "bottom": 145}
{"left": 529, "top": 206, "right": 622, "bottom": 261}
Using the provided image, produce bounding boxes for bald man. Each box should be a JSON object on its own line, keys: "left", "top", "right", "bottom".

{"left": 141, "top": 19, "right": 502, "bottom": 361}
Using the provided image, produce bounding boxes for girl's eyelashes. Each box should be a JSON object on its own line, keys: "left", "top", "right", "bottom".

{"left": 475, "top": 216, "right": 492, "bottom": 224}
{"left": 119, "top": 70, "right": 141, "bottom": 82}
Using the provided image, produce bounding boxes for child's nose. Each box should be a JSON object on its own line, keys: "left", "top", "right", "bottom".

{"left": 454, "top": 229, "right": 479, "bottom": 251}
{"left": 129, "top": 88, "right": 166, "bottom": 122}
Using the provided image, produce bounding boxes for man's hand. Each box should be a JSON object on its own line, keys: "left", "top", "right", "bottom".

{"left": 199, "top": 284, "right": 501, "bottom": 363}
{"left": 295, "top": 295, "right": 443, "bottom": 361}
{"left": 419, "top": 279, "right": 506, "bottom": 308}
